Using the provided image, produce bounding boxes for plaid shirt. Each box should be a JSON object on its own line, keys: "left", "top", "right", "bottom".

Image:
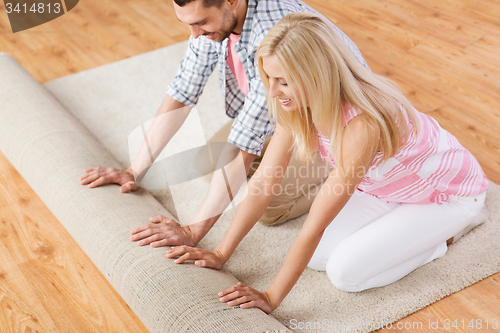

{"left": 166, "top": 0, "right": 369, "bottom": 155}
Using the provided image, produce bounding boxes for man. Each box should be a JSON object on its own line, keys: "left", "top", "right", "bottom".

{"left": 80, "top": 0, "right": 368, "bottom": 247}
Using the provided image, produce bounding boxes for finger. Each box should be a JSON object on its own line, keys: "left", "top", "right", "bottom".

{"left": 120, "top": 181, "right": 136, "bottom": 193}
{"left": 165, "top": 245, "right": 192, "bottom": 259}
{"left": 220, "top": 290, "right": 246, "bottom": 302}
{"left": 130, "top": 228, "right": 157, "bottom": 241}
{"left": 130, "top": 224, "right": 153, "bottom": 236}
{"left": 194, "top": 259, "right": 218, "bottom": 268}
{"left": 218, "top": 287, "right": 236, "bottom": 297}
{"left": 239, "top": 300, "right": 257, "bottom": 309}
{"left": 80, "top": 173, "right": 91, "bottom": 181}
{"left": 80, "top": 173, "right": 99, "bottom": 185}
{"left": 87, "top": 176, "right": 110, "bottom": 188}
{"left": 218, "top": 284, "right": 245, "bottom": 297}
{"left": 136, "top": 234, "right": 163, "bottom": 246}
{"left": 167, "top": 246, "right": 200, "bottom": 263}
{"left": 149, "top": 215, "right": 163, "bottom": 223}
{"left": 150, "top": 215, "right": 176, "bottom": 225}
{"left": 83, "top": 168, "right": 105, "bottom": 179}
{"left": 150, "top": 238, "right": 170, "bottom": 248}
{"left": 227, "top": 295, "right": 252, "bottom": 306}
{"left": 84, "top": 168, "right": 98, "bottom": 173}
{"left": 172, "top": 252, "right": 195, "bottom": 264}
{"left": 194, "top": 260, "right": 206, "bottom": 267}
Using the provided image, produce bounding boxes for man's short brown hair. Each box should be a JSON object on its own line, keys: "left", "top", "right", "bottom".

{"left": 174, "top": 0, "right": 224, "bottom": 8}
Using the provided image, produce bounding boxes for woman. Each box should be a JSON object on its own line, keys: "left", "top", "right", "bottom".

{"left": 166, "top": 12, "right": 489, "bottom": 313}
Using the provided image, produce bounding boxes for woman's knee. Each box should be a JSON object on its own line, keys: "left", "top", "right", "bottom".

{"left": 326, "top": 251, "right": 367, "bottom": 292}
{"left": 307, "top": 253, "right": 327, "bottom": 271}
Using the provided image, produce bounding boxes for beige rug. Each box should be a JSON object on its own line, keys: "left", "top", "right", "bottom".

{"left": 0, "top": 51, "right": 288, "bottom": 333}
{"left": 2, "top": 41, "right": 499, "bottom": 332}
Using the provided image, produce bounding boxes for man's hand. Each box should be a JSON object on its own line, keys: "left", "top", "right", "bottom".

{"left": 165, "top": 245, "right": 226, "bottom": 269}
{"left": 130, "top": 215, "right": 198, "bottom": 247}
{"left": 80, "top": 167, "right": 138, "bottom": 193}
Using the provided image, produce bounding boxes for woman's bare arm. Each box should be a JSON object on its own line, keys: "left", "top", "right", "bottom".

{"left": 220, "top": 116, "right": 380, "bottom": 312}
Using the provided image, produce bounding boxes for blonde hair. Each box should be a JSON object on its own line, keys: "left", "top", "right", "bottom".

{"left": 256, "top": 12, "right": 420, "bottom": 173}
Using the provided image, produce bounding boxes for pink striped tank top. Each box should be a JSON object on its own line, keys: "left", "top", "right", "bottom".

{"left": 317, "top": 104, "right": 488, "bottom": 204}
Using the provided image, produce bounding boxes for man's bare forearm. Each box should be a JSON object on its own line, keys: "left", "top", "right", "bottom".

{"left": 130, "top": 94, "right": 190, "bottom": 182}
{"left": 188, "top": 148, "right": 257, "bottom": 243}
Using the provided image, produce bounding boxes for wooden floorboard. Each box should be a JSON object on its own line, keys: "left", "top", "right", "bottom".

{"left": 0, "top": 0, "right": 499, "bottom": 332}
{"left": 0, "top": 147, "right": 149, "bottom": 333}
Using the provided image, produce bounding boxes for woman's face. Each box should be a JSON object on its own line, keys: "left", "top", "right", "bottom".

{"left": 262, "top": 56, "right": 300, "bottom": 112}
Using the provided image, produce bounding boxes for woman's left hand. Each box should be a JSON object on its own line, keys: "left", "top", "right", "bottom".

{"left": 218, "top": 282, "right": 275, "bottom": 314}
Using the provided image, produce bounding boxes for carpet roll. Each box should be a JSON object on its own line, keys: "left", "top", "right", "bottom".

{"left": 0, "top": 53, "right": 289, "bottom": 333}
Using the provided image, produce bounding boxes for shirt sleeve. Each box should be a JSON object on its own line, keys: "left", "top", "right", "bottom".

{"left": 166, "top": 36, "right": 219, "bottom": 107}
{"left": 227, "top": 74, "right": 273, "bottom": 156}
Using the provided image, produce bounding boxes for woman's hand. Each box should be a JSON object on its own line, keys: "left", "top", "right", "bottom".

{"left": 218, "top": 282, "right": 275, "bottom": 314}
{"left": 166, "top": 246, "right": 226, "bottom": 269}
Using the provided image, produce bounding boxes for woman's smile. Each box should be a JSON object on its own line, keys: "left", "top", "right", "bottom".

{"left": 279, "top": 98, "right": 292, "bottom": 106}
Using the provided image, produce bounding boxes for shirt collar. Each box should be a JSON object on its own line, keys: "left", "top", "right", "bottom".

{"left": 234, "top": 0, "right": 257, "bottom": 50}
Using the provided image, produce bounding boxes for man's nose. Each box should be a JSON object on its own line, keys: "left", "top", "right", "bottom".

{"left": 189, "top": 25, "right": 204, "bottom": 39}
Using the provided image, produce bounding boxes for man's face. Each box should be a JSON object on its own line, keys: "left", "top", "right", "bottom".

{"left": 174, "top": 0, "right": 238, "bottom": 42}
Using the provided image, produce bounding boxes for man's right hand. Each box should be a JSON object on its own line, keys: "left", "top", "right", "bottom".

{"left": 80, "top": 167, "right": 138, "bottom": 193}
{"left": 130, "top": 215, "right": 199, "bottom": 247}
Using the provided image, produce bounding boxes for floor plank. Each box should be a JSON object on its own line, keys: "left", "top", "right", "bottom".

{"left": 19, "top": 245, "right": 148, "bottom": 333}
{"left": 0, "top": 152, "right": 149, "bottom": 333}
{"left": 0, "top": 242, "right": 59, "bottom": 333}
{"left": 0, "top": 157, "right": 73, "bottom": 264}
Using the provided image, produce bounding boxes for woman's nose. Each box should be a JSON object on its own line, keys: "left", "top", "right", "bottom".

{"left": 269, "top": 80, "right": 280, "bottom": 98}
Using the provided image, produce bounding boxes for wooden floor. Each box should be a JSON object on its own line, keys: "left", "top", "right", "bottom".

{"left": 0, "top": 0, "right": 499, "bottom": 332}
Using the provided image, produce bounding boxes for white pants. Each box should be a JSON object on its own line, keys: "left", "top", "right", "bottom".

{"left": 308, "top": 190, "right": 487, "bottom": 292}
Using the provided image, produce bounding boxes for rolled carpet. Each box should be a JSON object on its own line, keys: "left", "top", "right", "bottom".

{"left": 0, "top": 52, "right": 290, "bottom": 333}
